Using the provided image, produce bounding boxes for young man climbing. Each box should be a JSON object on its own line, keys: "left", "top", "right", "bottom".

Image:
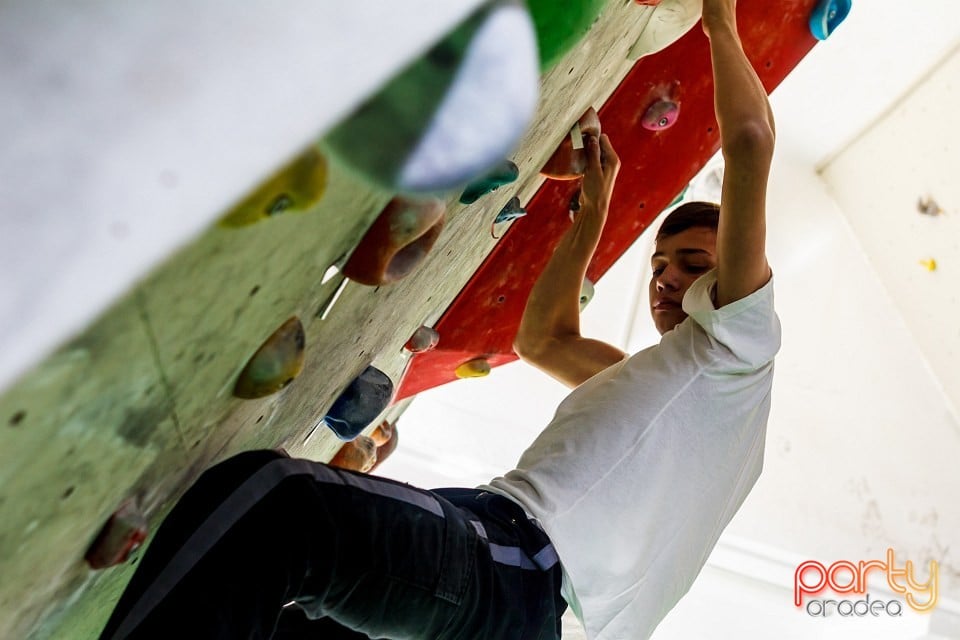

{"left": 98, "top": 0, "right": 778, "bottom": 638}
{"left": 494, "top": 0, "right": 779, "bottom": 634}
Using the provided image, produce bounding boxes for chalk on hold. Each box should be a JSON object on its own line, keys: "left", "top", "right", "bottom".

{"left": 85, "top": 499, "right": 148, "bottom": 570}
{"left": 460, "top": 160, "right": 520, "bottom": 204}
{"left": 641, "top": 99, "right": 680, "bottom": 131}
{"left": 541, "top": 107, "right": 601, "bottom": 180}
{"left": 234, "top": 317, "right": 306, "bottom": 399}
{"left": 455, "top": 358, "right": 491, "bottom": 379}
{"left": 580, "top": 278, "right": 595, "bottom": 311}
{"left": 343, "top": 197, "right": 446, "bottom": 286}
{"left": 526, "top": 0, "right": 606, "bottom": 70}
{"left": 219, "top": 148, "right": 327, "bottom": 228}
{"left": 322, "top": 1, "right": 538, "bottom": 193}
{"left": 325, "top": 366, "right": 395, "bottom": 441}
{"left": 405, "top": 326, "right": 440, "bottom": 353}
{"left": 809, "top": 0, "right": 851, "bottom": 40}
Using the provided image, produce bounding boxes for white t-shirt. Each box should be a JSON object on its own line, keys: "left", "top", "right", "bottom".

{"left": 483, "top": 270, "right": 781, "bottom": 639}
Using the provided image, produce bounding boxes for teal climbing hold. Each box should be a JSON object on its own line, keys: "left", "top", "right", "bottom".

{"left": 459, "top": 160, "right": 520, "bottom": 204}
{"left": 809, "top": 0, "right": 851, "bottom": 40}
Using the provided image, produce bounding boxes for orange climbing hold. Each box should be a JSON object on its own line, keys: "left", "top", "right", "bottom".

{"left": 233, "top": 317, "right": 306, "bottom": 399}
{"left": 540, "top": 107, "right": 601, "bottom": 180}
{"left": 327, "top": 419, "right": 399, "bottom": 473}
{"left": 343, "top": 197, "right": 446, "bottom": 286}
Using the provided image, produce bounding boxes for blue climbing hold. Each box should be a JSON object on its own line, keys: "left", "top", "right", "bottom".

{"left": 324, "top": 366, "right": 394, "bottom": 441}
{"left": 809, "top": 0, "right": 851, "bottom": 40}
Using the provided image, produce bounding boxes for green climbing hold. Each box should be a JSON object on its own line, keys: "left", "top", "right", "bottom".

{"left": 526, "top": 0, "right": 607, "bottom": 71}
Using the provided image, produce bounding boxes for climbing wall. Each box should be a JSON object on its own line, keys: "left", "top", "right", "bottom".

{"left": 0, "top": 1, "right": 822, "bottom": 637}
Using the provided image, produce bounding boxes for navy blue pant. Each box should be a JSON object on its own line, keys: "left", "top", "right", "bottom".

{"left": 99, "top": 450, "right": 565, "bottom": 639}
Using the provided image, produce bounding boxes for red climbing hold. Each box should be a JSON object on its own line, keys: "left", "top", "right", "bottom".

{"left": 343, "top": 197, "right": 446, "bottom": 286}
{"left": 85, "top": 499, "right": 148, "bottom": 569}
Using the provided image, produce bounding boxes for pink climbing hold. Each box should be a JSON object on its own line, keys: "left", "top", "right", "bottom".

{"left": 641, "top": 99, "right": 680, "bottom": 131}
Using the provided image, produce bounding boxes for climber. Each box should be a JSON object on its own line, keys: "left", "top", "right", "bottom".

{"left": 98, "top": 0, "right": 778, "bottom": 637}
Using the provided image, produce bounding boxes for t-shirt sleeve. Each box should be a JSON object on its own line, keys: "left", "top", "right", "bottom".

{"left": 681, "top": 269, "right": 781, "bottom": 370}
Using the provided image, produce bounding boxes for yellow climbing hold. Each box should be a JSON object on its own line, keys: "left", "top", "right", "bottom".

{"left": 219, "top": 147, "right": 327, "bottom": 228}
{"left": 919, "top": 258, "right": 937, "bottom": 272}
{"left": 455, "top": 358, "right": 491, "bottom": 379}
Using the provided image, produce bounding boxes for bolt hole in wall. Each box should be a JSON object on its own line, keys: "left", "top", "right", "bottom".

{"left": 498, "top": 295, "right": 506, "bottom": 303}
{"left": 9, "top": 410, "right": 25, "bottom": 426}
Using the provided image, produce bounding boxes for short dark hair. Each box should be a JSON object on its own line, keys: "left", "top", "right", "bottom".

{"left": 655, "top": 201, "right": 720, "bottom": 240}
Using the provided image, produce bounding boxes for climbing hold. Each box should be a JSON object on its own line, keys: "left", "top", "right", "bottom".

{"left": 491, "top": 196, "right": 527, "bottom": 239}
{"left": 627, "top": 0, "right": 703, "bottom": 60}
{"left": 917, "top": 195, "right": 943, "bottom": 216}
{"left": 370, "top": 420, "right": 399, "bottom": 472}
{"left": 809, "top": 0, "right": 851, "bottom": 40}
{"left": 370, "top": 419, "right": 395, "bottom": 447}
{"left": 85, "top": 499, "right": 149, "bottom": 570}
{"left": 580, "top": 278, "right": 595, "bottom": 311}
{"left": 343, "top": 197, "right": 446, "bottom": 286}
{"left": 455, "top": 358, "right": 491, "bottom": 379}
{"left": 494, "top": 197, "right": 527, "bottom": 225}
{"left": 405, "top": 326, "right": 440, "bottom": 353}
{"left": 323, "top": 1, "right": 538, "bottom": 192}
{"left": 919, "top": 258, "right": 937, "bottom": 272}
{"left": 234, "top": 317, "right": 306, "bottom": 399}
{"left": 641, "top": 99, "right": 680, "bottom": 131}
{"left": 460, "top": 160, "right": 520, "bottom": 204}
{"left": 219, "top": 148, "right": 327, "bottom": 227}
{"left": 541, "top": 107, "right": 601, "bottom": 180}
{"left": 329, "top": 435, "right": 378, "bottom": 473}
{"left": 634, "top": 0, "right": 663, "bottom": 5}
{"left": 325, "top": 366, "right": 395, "bottom": 441}
{"left": 526, "top": 0, "right": 606, "bottom": 70}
